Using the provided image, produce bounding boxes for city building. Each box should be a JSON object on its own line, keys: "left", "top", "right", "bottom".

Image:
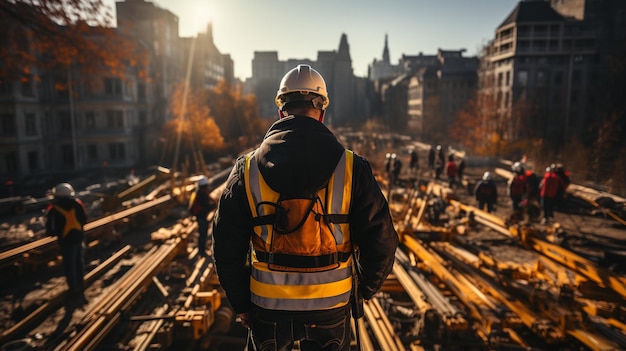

{"left": 480, "top": 0, "right": 625, "bottom": 145}
{"left": 371, "top": 45, "right": 477, "bottom": 142}
{"left": 0, "top": 0, "right": 233, "bottom": 182}
{"left": 249, "top": 34, "right": 365, "bottom": 126}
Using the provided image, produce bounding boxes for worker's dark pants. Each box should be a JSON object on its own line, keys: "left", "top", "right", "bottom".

{"left": 478, "top": 200, "right": 495, "bottom": 213}
{"left": 249, "top": 305, "right": 351, "bottom": 351}
{"left": 197, "top": 218, "right": 209, "bottom": 255}
{"left": 511, "top": 195, "right": 523, "bottom": 211}
{"left": 60, "top": 241, "right": 85, "bottom": 292}
{"left": 541, "top": 197, "right": 556, "bottom": 219}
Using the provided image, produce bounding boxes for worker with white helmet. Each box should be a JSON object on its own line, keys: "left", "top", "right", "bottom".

{"left": 46, "top": 182, "right": 88, "bottom": 298}
{"left": 474, "top": 171, "right": 498, "bottom": 213}
{"left": 213, "top": 64, "right": 398, "bottom": 350}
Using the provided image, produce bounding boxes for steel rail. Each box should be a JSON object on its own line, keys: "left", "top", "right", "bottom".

{"left": 449, "top": 197, "right": 626, "bottom": 300}
{"left": 0, "top": 195, "right": 172, "bottom": 266}
{"left": 401, "top": 236, "right": 469, "bottom": 330}
{"left": 57, "top": 220, "right": 191, "bottom": 351}
{"left": 362, "top": 297, "right": 404, "bottom": 351}
{"left": 0, "top": 245, "right": 132, "bottom": 345}
{"left": 439, "top": 227, "right": 623, "bottom": 350}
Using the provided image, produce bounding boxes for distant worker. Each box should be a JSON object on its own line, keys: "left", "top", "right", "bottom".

{"left": 437, "top": 145, "right": 445, "bottom": 165}
{"left": 126, "top": 168, "right": 139, "bottom": 186}
{"left": 385, "top": 152, "right": 392, "bottom": 174}
{"left": 474, "top": 172, "right": 498, "bottom": 213}
{"left": 188, "top": 175, "right": 214, "bottom": 257}
{"left": 540, "top": 165, "right": 563, "bottom": 224}
{"left": 392, "top": 153, "right": 402, "bottom": 185}
{"left": 457, "top": 157, "right": 466, "bottom": 183}
{"left": 508, "top": 162, "right": 528, "bottom": 211}
{"left": 46, "top": 183, "right": 88, "bottom": 297}
{"left": 553, "top": 163, "right": 570, "bottom": 205}
{"left": 212, "top": 65, "right": 398, "bottom": 351}
{"left": 445, "top": 154, "right": 458, "bottom": 188}
{"left": 434, "top": 145, "right": 444, "bottom": 179}
{"left": 522, "top": 166, "right": 541, "bottom": 221}
{"left": 409, "top": 148, "right": 419, "bottom": 175}
{"left": 428, "top": 146, "right": 435, "bottom": 173}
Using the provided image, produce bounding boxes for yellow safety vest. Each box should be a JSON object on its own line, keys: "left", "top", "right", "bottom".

{"left": 244, "top": 149, "right": 354, "bottom": 311}
{"left": 52, "top": 204, "right": 82, "bottom": 238}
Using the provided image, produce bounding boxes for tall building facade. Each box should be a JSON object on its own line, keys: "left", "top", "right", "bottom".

{"left": 480, "top": 0, "right": 625, "bottom": 144}
{"left": 250, "top": 34, "right": 363, "bottom": 126}
{"left": 371, "top": 46, "right": 477, "bottom": 142}
{"left": 0, "top": 0, "right": 234, "bottom": 182}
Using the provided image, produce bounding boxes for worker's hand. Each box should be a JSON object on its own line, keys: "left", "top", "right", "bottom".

{"left": 238, "top": 312, "right": 250, "bottom": 328}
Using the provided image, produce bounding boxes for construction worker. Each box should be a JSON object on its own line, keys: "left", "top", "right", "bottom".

{"left": 391, "top": 153, "right": 402, "bottom": 185}
{"left": 457, "top": 157, "right": 466, "bottom": 183}
{"left": 46, "top": 183, "right": 88, "bottom": 296}
{"left": 409, "top": 148, "right": 419, "bottom": 175}
{"left": 508, "top": 162, "right": 528, "bottom": 211}
{"left": 474, "top": 172, "right": 498, "bottom": 213}
{"left": 540, "top": 165, "right": 563, "bottom": 224}
{"left": 212, "top": 64, "right": 398, "bottom": 351}
{"left": 188, "top": 175, "right": 214, "bottom": 257}
{"left": 434, "top": 145, "right": 444, "bottom": 179}
{"left": 553, "top": 163, "right": 571, "bottom": 206}
{"left": 445, "top": 154, "right": 458, "bottom": 188}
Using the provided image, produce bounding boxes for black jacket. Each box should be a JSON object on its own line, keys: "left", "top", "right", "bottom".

{"left": 213, "top": 115, "right": 398, "bottom": 314}
{"left": 46, "top": 197, "right": 87, "bottom": 245}
{"left": 195, "top": 187, "right": 213, "bottom": 221}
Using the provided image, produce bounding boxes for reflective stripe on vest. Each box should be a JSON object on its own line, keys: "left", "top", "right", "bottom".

{"left": 244, "top": 149, "right": 354, "bottom": 311}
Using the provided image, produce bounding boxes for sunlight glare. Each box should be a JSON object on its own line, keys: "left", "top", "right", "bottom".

{"left": 188, "top": 1, "right": 214, "bottom": 35}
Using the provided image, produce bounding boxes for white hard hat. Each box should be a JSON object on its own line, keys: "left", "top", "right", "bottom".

{"left": 482, "top": 172, "right": 492, "bottom": 181}
{"left": 53, "top": 183, "right": 75, "bottom": 198}
{"left": 197, "top": 176, "right": 209, "bottom": 187}
{"left": 275, "top": 65, "right": 329, "bottom": 110}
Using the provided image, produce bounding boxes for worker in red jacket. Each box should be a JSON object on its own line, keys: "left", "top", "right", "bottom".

{"left": 540, "top": 165, "right": 563, "bottom": 223}
{"left": 445, "top": 154, "right": 458, "bottom": 188}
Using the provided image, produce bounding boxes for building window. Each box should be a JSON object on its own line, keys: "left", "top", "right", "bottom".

{"left": 109, "top": 143, "right": 126, "bottom": 160}
{"left": 21, "top": 75, "right": 34, "bottom": 97}
{"left": 4, "top": 152, "right": 18, "bottom": 174}
{"left": 86, "top": 144, "right": 98, "bottom": 161}
{"left": 85, "top": 112, "right": 96, "bottom": 129}
{"left": 537, "top": 71, "right": 545, "bottom": 87}
{"left": 572, "top": 70, "right": 582, "bottom": 84}
{"left": 58, "top": 111, "right": 72, "bottom": 132}
{"left": 138, "top": 83, "right": 146, "bottom": 100}
{"left": 139, "top": 110, "right": 147, "bottom": 125}
{"left": 25, "top": 113, "right": 37, "bottom": 136}
{"left": 61, "top": 144, "right": 74, "bottom": 166}
{"left": 106, "top": 110, "right": 124, "bottom": 128}
{"left": 554, "top": 72, "right": 563, "bottom": 86}
{"left": 28, "top": 151, "right": 38, "bottom": 171}
{"left": 0, "top": 114, "right": 16, "bottom": 136}
{"left": 105, "top": 78, "right": 122, "bottom": 95}
{"left": 55, "top": 76, "right": 69, "bottom": 99}
{"left": 0, "top": 80, "right": 11, "bottom": 96}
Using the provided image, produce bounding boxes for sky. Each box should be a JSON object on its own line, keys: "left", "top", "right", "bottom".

{"left": 105, "top": 0, "right": 521, "bottom": 80}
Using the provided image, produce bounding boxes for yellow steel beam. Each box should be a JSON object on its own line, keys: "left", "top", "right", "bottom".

{"left": 526, "top": 236, "right": 626, "bottom": 300}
